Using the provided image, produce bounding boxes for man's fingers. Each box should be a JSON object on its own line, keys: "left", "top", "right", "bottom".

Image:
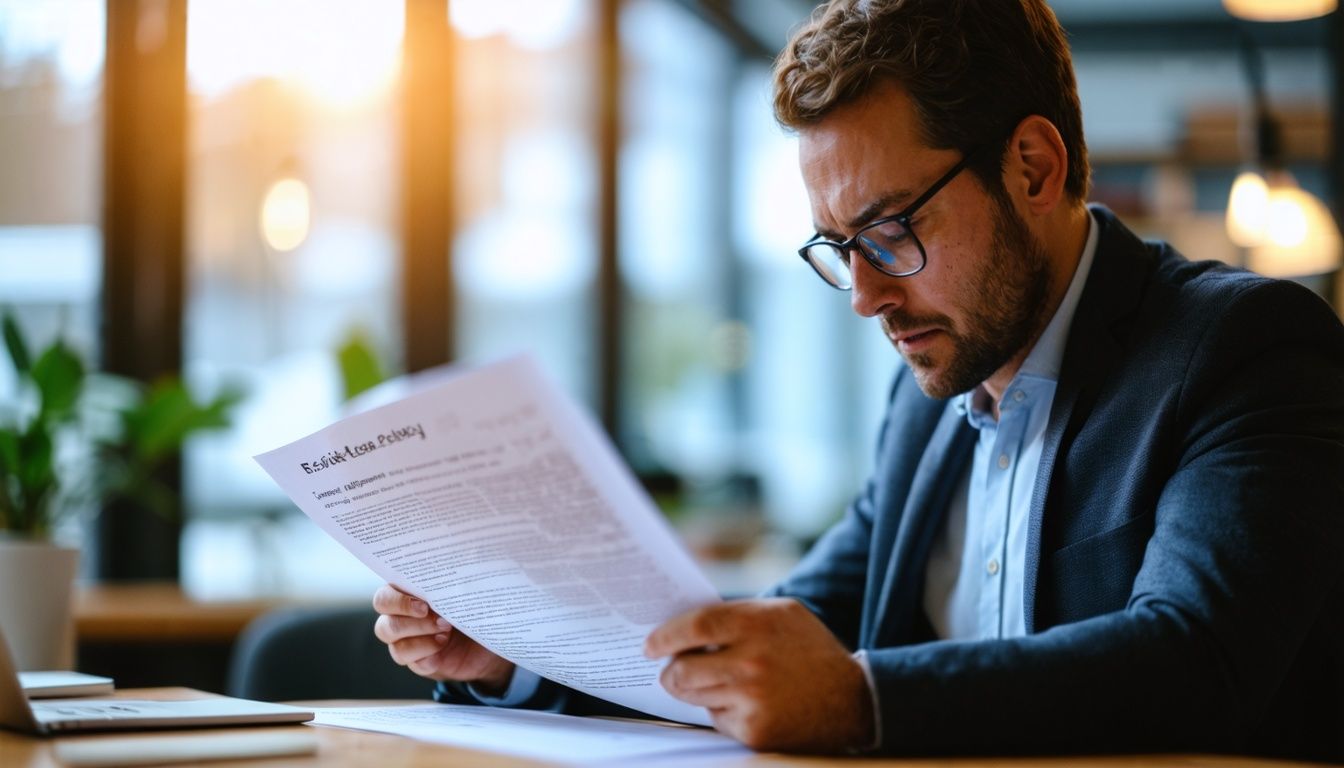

{"left": 386, "top": 632, "right": 449, "bottom": 669}
{"left": 659, "top": 649, "right": 744, "bottom": 694}
{"left": 664, "top": 681, "right": 738, "bottom": 709}
{"left": 645, "top": 604, "right": 736, "bottom": 658}
{"left": 372, "top": 584, "right": 429, "bottom": 618}
{"left": 408, "top": 637, "right": 454, "bottom": 676}
{"left": 373, "top": 613, "right": 446, "bottom": 644}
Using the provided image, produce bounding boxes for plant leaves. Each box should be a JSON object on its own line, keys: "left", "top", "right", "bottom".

{"left": 121, "top": 378, "right": 242, "bottom": 467}
{"left": 31, "top": 340, "right": 85, "bottom": 421}
{"left": 195, "top": 387, "right": 246, "bottom": 431}
{"left": 17, "top": 427, "right": 56, "bottom": 493}
{"left": 0, "top": 427, "right": 18, "bottom": 531}
{"left": 2, "top": 312, "right": 31, "bottom": 374}
{"left": 15, "top": 426, "right": 57, "bottom": 535}
{"left": 337, "top": 333, "right": 385, "bottom": 401}
{"left": 0, "top": 426, "right": 18, "bottom": 473}
{"left": 121, "top": 383, "right": 191, "bottom": 465}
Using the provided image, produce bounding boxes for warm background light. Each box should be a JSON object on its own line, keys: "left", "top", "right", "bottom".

{"left": 1222, "top": 0, "right": 1338, "bottom": 22}
{"left": 1246, "top": 184, "right": 1342, "bottom": 278}
{"left": 259, "top": 178, "right": 311, "bottom": 252}
{"left": 1225, "top": 170, "right": 1269, "bottom": 247}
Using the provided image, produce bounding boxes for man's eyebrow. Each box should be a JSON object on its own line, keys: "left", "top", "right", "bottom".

{"left": 812, "top": 190, "right": 915, "bottom": 240}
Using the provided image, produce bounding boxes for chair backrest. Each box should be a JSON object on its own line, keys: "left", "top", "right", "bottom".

{"left": 228, "top": 605, "right": 433, "bottom": 702}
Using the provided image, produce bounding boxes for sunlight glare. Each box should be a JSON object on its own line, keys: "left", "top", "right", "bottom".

{"left": 187, "top": 0, "right": 403, "bottom": 108}
{"left": 0, "top": 0, "right": 104, "bottom": 91}
{"left": 450, "top": 0, "right": 586, "bottom": 50}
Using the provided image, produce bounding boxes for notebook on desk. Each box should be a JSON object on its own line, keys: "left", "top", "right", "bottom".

{"left": 0, "top": 624, "right": 313, "bottom": 735}
{"left": 20, "top": 670, "right": 115, "bottom": 698}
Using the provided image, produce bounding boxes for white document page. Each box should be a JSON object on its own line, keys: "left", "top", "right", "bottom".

{"left": 255, "top": 355, "right": 720, "bottom": 725}
{"left": 311, "top": 705, "right": 747, "bottom": 765}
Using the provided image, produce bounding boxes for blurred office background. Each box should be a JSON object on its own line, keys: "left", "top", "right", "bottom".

{"left": 1, "top": 0, "right": 1340, "bottom": 603}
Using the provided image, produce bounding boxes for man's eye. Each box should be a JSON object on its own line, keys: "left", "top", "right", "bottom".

{"left": 865, "top": 220, "right": 911, "bottom": 245}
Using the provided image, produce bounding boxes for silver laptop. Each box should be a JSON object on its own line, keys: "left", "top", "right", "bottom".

{"left": 0, "top": 624, "right": 313, "bottom": 735}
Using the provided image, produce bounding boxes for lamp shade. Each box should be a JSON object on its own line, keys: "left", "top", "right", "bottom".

{"left": 1225, "top": 170, "right": 1270, "bottom": 247}
{"left": 260, "top": 177, "right": 311, "bottom": 252}
{"left": 1246, "top": 184, "right": 1342, "bottom": 278}
{"left": 1222, "top": 0, "right": 1337, "bottom": 21}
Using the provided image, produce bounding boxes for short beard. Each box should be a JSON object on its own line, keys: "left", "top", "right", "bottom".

{"left": 884, "top": 193, "right": 1054, "bottom": 400}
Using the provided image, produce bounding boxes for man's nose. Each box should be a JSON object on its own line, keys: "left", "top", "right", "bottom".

{"left": 849, "top": 250, "right": 904, "bottom": 318}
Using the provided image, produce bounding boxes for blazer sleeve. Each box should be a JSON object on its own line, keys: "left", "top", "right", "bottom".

{"left": 434, "top": 675, "right": 650, "bottom": 718}
{"left": 862, "top": 280, "right": 1344, "bottom": 757}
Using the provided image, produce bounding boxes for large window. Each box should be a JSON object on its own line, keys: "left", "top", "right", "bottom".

{"left": 732, "top": 65, "right": 896, "bottom": 543}
{"left": 618, "top": 0, "right": 737, "bottom": 497}
{"left": 615, "top": 6, "right": 897, "bottom": 587}
{"left": 451, "top": 0, "right": 599, "bottom": 404}
{"left": 181, "top": 0, "right": 405, "bottom": 596}
{"left": 0, "top": 0, "right": 104, "bottom": 400}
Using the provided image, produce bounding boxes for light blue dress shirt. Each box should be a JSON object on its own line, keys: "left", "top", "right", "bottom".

{"left": 922, "top": 211, "right": 1099, "bottom": 641}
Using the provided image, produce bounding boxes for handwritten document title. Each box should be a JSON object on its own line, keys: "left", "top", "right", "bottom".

{"left": 299, "top": 423, "right": 426, "bottom": 474}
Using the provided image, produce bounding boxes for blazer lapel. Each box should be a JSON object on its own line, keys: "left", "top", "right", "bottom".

{"left": 1023, "top": 206, "right": 1152, "bottom": 632}
{"left": 868, "top": 401, "right": 976, "bottom": 648}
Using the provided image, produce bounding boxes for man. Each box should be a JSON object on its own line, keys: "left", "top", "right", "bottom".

{"left": 374, "top": 0, "right": 1344, "bottom": 758}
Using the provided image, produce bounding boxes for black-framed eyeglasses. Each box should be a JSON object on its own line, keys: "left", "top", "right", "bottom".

{"left": 797, "top": 147, "right": 981, "bottom": 290}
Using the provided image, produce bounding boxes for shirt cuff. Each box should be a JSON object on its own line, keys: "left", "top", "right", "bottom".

{"left": 467, "top": 667, "right": 543, "bottom": 707}
{"left": 851, "top": 649, "right": 883, "bottom": 753}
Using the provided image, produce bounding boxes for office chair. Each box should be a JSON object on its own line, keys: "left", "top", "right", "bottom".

{"left": 228, "top": 605, "right": 435, "bottom": 702}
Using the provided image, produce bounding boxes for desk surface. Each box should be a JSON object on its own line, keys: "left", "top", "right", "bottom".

{"left": 0, "top": 689, "right": 1329, "bottom": 768}
{"left": 74, "top": 583, "right": 292, "bottom": 643}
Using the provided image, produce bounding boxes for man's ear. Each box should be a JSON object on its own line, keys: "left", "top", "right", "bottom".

{"left": 1004, "top": 115, "right": 1068, "bottom": 216}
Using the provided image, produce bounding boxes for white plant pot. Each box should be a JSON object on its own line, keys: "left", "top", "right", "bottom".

{"left": 0, "top": 538, "right": 79, "bottom": 671}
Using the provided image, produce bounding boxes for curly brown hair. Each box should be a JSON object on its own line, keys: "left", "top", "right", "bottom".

{"left": 773, "top": 0, "right": 1089, "bottom": 201}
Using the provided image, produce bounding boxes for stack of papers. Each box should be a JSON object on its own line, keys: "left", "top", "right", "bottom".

{"left": 312, "top": 704, "right": 748, "bottom": 764}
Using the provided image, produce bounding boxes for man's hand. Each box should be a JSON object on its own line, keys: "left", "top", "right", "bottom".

{"left": 644, "top": 598, "right": 874, "bottom": 753}
{"left": 372, "top": 584, "right": 515, "bottom": 694}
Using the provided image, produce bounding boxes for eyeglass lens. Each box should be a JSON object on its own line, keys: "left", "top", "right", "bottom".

{"left": 802, "top": 217, "right": 923, "bottom": 289}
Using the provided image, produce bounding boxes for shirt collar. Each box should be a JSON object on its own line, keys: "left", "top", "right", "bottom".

{"left": 956, "top": 209, "right": 1099, "bottom": 422}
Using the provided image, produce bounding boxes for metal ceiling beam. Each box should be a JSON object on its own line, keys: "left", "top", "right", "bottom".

{"left": 1063, "top": 16, "right": 1330, "bottom": 54}
{"left": 671, "top": 1, "right": 1332, "bottom": 59}
{"left": 670, "top": 0, "right": 777, "bottom": 63}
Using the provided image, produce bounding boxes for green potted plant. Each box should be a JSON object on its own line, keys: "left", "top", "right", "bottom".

{"left": 90, "top": 371, "right": 243, "bottom": 581}
{"left": 0, "top": 312, "right": 241, "bottom": 668}
{"left": 0, "top": 314, "right": 85, "bottom": 670}
{"left": 0, "top": 315, "right": 86, "bottom": 539}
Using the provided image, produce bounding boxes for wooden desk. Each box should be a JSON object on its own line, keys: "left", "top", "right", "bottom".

{"left": 75, "top": 583, "right": 287, "bottom": 644}
{"left": 0, "top": 690, "right": 1330, "bottom": 768}
{"left": 73, "top": 583, "right": 309, "bottom": 693}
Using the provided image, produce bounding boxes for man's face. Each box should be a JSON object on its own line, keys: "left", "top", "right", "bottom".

{"left": 798, "top": 82, "right": 1053, "bottom": 399}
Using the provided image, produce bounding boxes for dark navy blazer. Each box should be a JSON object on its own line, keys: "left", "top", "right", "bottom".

{"left": 439, "top": 207, "right": 1344, "bottom": 761}
{"left": 770, "top": 206, "right": 1344, "bottom": 760}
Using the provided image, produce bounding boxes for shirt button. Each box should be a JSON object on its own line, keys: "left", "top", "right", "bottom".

{"left": 997, "top": 454, "right": 1010, "bottom": 469}
{"left": 1013, "top": 390, "right": 1026, "bottom": 402}
{"left": 987, "top": 559, "right": 1000, "bottom": 576}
